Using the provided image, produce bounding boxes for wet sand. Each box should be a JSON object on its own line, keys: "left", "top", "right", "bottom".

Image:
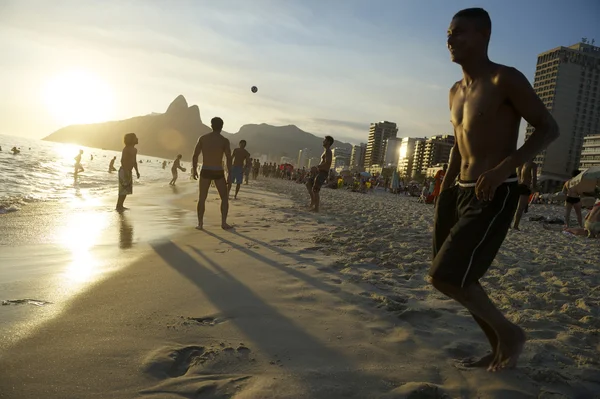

{"left": 0, "top": 178, "right": 598, "bottom": 398}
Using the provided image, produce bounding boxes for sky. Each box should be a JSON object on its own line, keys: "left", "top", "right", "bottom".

{"left": 1, "top": 0, "right": 599, "bottom": 145}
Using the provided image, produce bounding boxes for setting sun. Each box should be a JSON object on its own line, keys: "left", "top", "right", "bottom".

{"left": 43, "top": 70, "right": 115, "bottom": 126}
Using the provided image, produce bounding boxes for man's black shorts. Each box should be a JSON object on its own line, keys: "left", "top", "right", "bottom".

{"left": 308, "top": 171, "right": 328, "bottom": 192}
{"left": 200, "top": 169, "right": 225, "bottom": 180}
{"left": 430, "top": 179, "right": 520, "bottom": 288}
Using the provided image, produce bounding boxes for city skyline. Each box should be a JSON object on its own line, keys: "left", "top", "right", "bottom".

{"left": 2, "top": 0, "right": 599, "bottom": 144}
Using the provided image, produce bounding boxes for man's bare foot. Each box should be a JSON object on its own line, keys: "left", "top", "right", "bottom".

{"left": 222, "top": 223, "right": 233, "bottom": 230}
{"left": 488, "top": 325, "right": 526, "bottom": 372}
{"left": 456, "top": 353, "right": 495, "bottom": 368}
{"left": 116, "top": 207, "right": 129, "bottom": 212}
{"left": 195, "top": 224, "right": 203, "bottom": 230}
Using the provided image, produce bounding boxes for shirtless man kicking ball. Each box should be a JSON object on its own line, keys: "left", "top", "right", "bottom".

{"left": 192, "top": 117, "right": 233, "bottom": 230}
{"left": 431, "top": 8, "right": 559, "bottom": 372}
{"left": 306, "top": 136, "right": 333, "bottom": 212}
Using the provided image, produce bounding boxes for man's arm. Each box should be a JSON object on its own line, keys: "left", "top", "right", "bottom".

{"left": 133, "top": 149, "right": 140, "bottom": 177}
{"left": 192, "top": 138, "right": 202, "bottom": 178}
{"left": 224, "top": 140, "right": 232, "bottom": 173}
{"left": 441, "top": 83, "right": 461, "bottom": 191}
{"left": 496, "top": 67, "right": 559, "bottom": 174}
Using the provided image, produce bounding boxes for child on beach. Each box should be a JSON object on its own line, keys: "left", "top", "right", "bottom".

{"left": 116, "top": 133, "right": 140, "bottom": 212}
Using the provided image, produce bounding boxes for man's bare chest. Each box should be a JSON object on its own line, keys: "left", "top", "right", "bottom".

{"left": 451, "top": 86, "right": 506, "bottom": 131}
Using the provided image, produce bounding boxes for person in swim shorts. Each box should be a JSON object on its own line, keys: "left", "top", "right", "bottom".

{"left": 228, "top": 140, "right": 250, "bottom": 199}
{"left": 512, "top": 160, "right": 537, "bottom": 230}
{"left": 116, "top": 133, "right": 140, "bottom": 211}
{"left": 169, "top": 154, "right": 186, "bottom": 186}
{"left": 431, "top": 7, "right": 559, "bottom": 372}
{"left": 562, "top": 169, "right": 584, "bottom": 228}
{"left": 192, "top": 117, "right": 233, "bottom": 230}
{"left": 306, "top": 136, "right": 333, "bottom": 212}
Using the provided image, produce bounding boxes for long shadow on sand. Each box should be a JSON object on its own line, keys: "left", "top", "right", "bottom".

{"left": 152, "top": 240, "right": 393, "bottom": 398}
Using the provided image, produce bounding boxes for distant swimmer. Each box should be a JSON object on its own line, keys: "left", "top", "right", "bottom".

{"left": 306, "top": 136, "right": 333, "bottom": 212}
{"left": 90, "top": 154, "right": 94, "bottom": 161}
{"left": 108, "top": 156, "right": 117, "bottom": 173}
{"left": 192, "top": 117, "right": 232, "bottom": 230}
{"left": 162, "top": 160, "right": 167, "bottom": 170}
{"left": 116, "top": 133, "right": 141, "bottom": 212}
{"left": 11, "top": 146, "right": 20, "bottom": 155}
{"left": 74, "top": 150, "right": 84, "bottom": 175}
{"left": 228, "top": 140, "right": 250, "bottom": 199}
{"left": 512, "top": 160, "right": 537, "bottom": 230}
{"left": 431, "top": 8, "right": 558, "bottom": 372}
{"left": 169, "top": 154, "right": 186, "bottom": 185}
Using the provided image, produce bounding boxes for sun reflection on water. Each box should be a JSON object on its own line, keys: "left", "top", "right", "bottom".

{"left": 59, "top": 210, "right": 109, "bottom": 283}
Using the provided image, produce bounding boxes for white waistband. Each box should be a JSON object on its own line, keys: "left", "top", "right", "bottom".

{"left": 458, "top": 177, "right": 519, "bottom": 188}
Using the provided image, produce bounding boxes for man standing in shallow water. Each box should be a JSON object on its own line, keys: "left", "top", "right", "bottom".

{"left": 192, "top": 117, "right": 233, "bottom": 230}
{"left": 431, "top": 8, "right": 559, "bottom": 372}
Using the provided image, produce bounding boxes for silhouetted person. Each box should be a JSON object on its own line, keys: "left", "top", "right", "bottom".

{"left": 162, "top": 160, "right": 167, "bottom": 170}
{"left": 192, "top": 117, "right": 232, "bottom": 230}
{"left": 306, "top": 136, "right": 333, "bottom": 212}
{"left": 431, "top": 8, "right": 558, "bottom": 372}
{"left": 108, "top": 156, "right": 117, "bottom": 173}
{"left": 513, "top": 161, "right": 537, "bottom": 230}
{"left": 74, "top": 150, "right": 84, "bottom": 175}
{"left": 228, "top": 140, "right": 250, "bottom": 199}
{"left": 116, "top": 133, "right": 140, "bottom": 212}
{"left": 169, "top": 154, "right": 186, "bottom": 185}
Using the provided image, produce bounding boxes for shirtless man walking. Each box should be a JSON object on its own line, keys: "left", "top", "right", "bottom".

{"left": 431, "top": 8, "right": 559, "bottom": 372}
{"left": 512, "top": 161, "right": 537, "bottom": 230}
{"left": 306, "top": 136, "right": 333, "bottom": 212}
{"left": 228, "top": 140, "right": 250, "bottom": 199}
{"left": 192, "top": 117, "right": 233, "bottom": 230}
{"left": 562, "top": 170, "right": 584, "bottom": 228}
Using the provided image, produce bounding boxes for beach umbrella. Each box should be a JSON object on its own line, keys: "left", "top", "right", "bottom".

{"left": 360, "top": 171, "right": 371, "bottom": 178}
{"left": 568, "top": 167, "right": 600, "bottom": 193}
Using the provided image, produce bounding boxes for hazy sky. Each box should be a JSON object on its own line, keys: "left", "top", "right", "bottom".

{"left": 1, "top": 0, "right": 599, "bottom": 144}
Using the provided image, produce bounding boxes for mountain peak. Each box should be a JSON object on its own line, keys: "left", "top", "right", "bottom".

{"left": 166, "top": 95, "right": 189, "bottom": 113}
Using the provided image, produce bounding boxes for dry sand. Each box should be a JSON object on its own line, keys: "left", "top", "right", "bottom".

{"left": 0, "top": 179, "right": 599, "bottom": 399}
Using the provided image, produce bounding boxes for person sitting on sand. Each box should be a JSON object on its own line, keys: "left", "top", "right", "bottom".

{"left": 306, "top": 136, "right": 333, "bottom": 212}
{"left": 228, "top": 140, "right": 250, "bottom": 199}
{"left": 116, "top": 133, "right": 141, "bottom": 212}
{"left": 562, "top": 170, "right": 584, "bottom": 228}
{"left": 192, "top": 117, "right": 232, "bottom": 230}
{"left": 558, "top": 201, "right": 600, "bottom": 237}
{"left": 169, "top": 154, "right": 186, "bottom": 186}
{"left": 74, "top": 149, "right": 84, "bottom": 175}
{"left": 108, "top": 156, "right": 117, "bottom": 173}
{"left": 431, "top": 7, "right": 558, "bottom": 373}
{"left": 512, "top": 160, "right": 537, "bottom": 230}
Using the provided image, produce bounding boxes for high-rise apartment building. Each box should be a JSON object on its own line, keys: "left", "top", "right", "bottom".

{"left": 526, "top": 41, "right": 600, "bottom": 190}
{"left": 383, "top": 137, "right": 403, "bottom": 166}
{"left": 411, "top": 134, "right": 455, "bottom": 177}
{"left": 332, "top": 147, "right": 351, "bottom": 169}
{"left": 297, "top": 148, "right": 309, "bottom": 168}
{"left": 350, "top": 143, "right": 366, "bottom": 171}
{"left": 397, "top": 137, "right": 424, "bottom": 177}
{"left": 364, "top": 121, "right": 398, "bottom": 169}
{"left": 579, "top": 134, "right": 600, "bottom": 169}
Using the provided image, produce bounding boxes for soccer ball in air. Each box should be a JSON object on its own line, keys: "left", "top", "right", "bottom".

{"left": 251, "top": 86, "right": 258, "bottom": 93}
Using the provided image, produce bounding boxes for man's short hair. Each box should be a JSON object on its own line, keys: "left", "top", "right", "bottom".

{"left": 325, "top": 136, "right": 334, "bottom": 146}
{"left": 453, "top": 8, "right": 491, "bottom": 35}
{"left": 211, "top": 117, "right": 224, "bottom": 131}
{"left": 240, "top": 140, "right": 247, "bottom": 146}
{"left": 124, "top": 132, "right": 137, "bottom": 145}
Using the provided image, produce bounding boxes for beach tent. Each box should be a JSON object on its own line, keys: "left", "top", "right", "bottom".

{"left": 568, "top": 167, "right": 600, "bottom": 194}
{"left": 360, "top": 171, "right": 371, "bottom": 178}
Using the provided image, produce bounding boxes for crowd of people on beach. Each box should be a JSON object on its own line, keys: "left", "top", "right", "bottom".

{"left": 48, "top": 7, "right": 598, "bottom": 377}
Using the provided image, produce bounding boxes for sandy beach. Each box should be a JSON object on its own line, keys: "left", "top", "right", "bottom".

{"left": 1, "top": 178, "right": 599, "bottom": 398}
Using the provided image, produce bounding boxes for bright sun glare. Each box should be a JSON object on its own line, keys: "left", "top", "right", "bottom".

{"left": 44, "top": 70, "right": 115, "bottom": 126}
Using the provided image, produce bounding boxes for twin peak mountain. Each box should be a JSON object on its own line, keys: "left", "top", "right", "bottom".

{"left": 43, "top": 95, "right": 351, "bottom": 160}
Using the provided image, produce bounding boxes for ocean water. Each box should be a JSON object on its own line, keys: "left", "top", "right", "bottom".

{"left": 0, "top": 134, "right": 185, "bottom": 213}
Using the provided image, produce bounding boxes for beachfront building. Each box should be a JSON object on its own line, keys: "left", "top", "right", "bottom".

{"left": 397, "top": 137, "right": 425, "bottom": 178}
{"left": 307, "top": 157, "right": 320, "bottom": 168}
{"left": 350, "top": 143, "right": 366, "bottom": 172}
{"left": 526, "top": 41, "right": 600, "bottom": 191}
{"left": 297, "top": 148, "right": 309, "bottom": 168}
{"left": 579, "top": 134, "right": 600, "bottom": 169}
{"left": 364, "top": 121, "right": 398, "bottom": 169}
{"left": 332, "top": 147, "right": 351, "bottom": 169}
{"left": 411, "top": 134, "right": 454, "bottom": 177}
{"left": 427, "top": 163, "right": 446, "bottom": 178}
{"left": 383, "top": 137, "right": 402, "bottom": 167}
